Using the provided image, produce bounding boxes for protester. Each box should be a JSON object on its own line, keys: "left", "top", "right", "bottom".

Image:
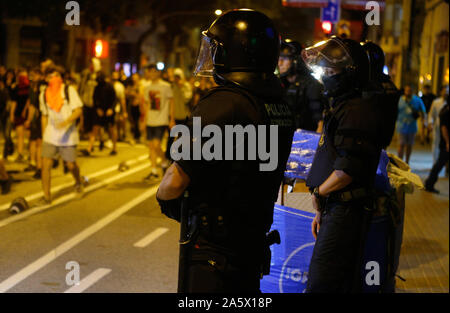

{"left": 165, "top": 68, "right": 192, "bottom": 160}
{"left": 0, "top": 79, "right": 8, "bottom": 143}
{"left": 428, "top": 85, "right": 449, "bottom": 163}
{"left": 24, "top": 68, "right": 44, "bottom": 179}
{"left": 39, "top": 66, "right": 84, "bottom": 205}
{"left": 2, "top": 70, "right": 16, "bottom": 158}
{"left": 92, "top": 72, "right": 118, "bottom": 155}
{"left": 40, "top": 59, "right": 54, "bottom": 74}
{"left": 112, "top": 71, "right": 128, "bottom": 142}
{"left": 166, "top": 67, "right": 175, "bottom": 84}
{"left": 421, "top": 84, "right": 436, "bottom": 144}
{"left": 79, "top": 58, "right": 100, "bottom": 150}
{"left": 126, "top": 73, "right": 143, "bottom": 143}
{"left": 9, "top": 70, "right": 30, "bottom": 162}
{"left": 397, "top": 85, "right": 426, "bottom": 164}
{"left": 425, "top": 101, "right": 449, "bottom": 193}
{"left": 142, "top": 64, "right": 174, "bottom": 182}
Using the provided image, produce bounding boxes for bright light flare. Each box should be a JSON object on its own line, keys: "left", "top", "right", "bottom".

{"left": 156, "top": 62, "right": 165, "bottom": 71}
{"left": 311, "top": 65, "right": 324, "bottom": 81}
{"left": 321, "top": 21, "right": 332, "bottom": 34}
{"left": 94, "top": 40, "right": 103, "bottom": 58}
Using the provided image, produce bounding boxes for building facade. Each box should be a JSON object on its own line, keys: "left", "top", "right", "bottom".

{"left": 419, "top": 0, "right": 449, "bottom": 94}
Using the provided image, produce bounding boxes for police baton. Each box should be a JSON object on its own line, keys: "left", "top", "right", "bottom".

{"left": 177, "top": 190, "right": 189, "bottom": 293}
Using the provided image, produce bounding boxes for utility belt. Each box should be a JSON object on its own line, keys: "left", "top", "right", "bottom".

{"left": 327, "top": 187, "right": 374, "bottom": 203}
{"left": 312, "top": 187, "right": 376, "bottom": 212}
{"left": 189, "top": 207, "right": 280, "bottom": 278}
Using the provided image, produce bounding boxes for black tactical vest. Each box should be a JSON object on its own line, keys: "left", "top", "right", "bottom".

{"left": 186, "top": 85, "right": 295, "bottom": 255}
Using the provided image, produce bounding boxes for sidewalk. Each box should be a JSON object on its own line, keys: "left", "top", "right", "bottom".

{"left": 392, "top": 145, "right": 449, "bottom": 293}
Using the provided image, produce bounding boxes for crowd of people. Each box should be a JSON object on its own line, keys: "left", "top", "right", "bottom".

{"left": 0, "top": 58, "right": 216, "bottom": 198}
{"left": 395, "top": 83, "right": 449, "bottom": 193}
{"left": 0, "top": 56, "right": 448, "bottom": 199}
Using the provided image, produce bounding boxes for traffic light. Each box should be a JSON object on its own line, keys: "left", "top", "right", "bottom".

{"left": 94, "top": 39, "right": 109, "bottom": 59}
{"left": 321, "top": 21, "right": 332, "bottom": 34}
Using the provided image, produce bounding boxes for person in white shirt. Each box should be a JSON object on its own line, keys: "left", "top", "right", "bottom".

{"left": 428, "top": 85, "right": 449, "bottom": 162}
{"left": 165, "top": 68, "right": 192, "bottom": 160}
{"left": 142, "top": 64, "right": 174, "bottom": 182}
{"left": 39, "top": 66, "right": 84, "bottom": 204}
{"left": 112, "top": 71, "right": 128, "bottom": 141}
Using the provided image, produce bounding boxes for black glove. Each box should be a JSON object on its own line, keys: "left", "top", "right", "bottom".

{"left": 156, "top": 194, "right": 182, "bottom": 222}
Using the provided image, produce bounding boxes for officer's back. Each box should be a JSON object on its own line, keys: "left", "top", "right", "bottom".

{"left": 182, "top": 79, "right": 293, "bottom": 257}
{"left": 156, "top": 9, "right": 295, "bottom": 293}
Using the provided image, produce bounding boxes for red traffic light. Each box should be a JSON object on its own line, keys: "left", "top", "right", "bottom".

{"left": 94, "top": 40, "right": 109, "bottom": 59}
{"left": 321, "top": 21, "right": 332, "bottom": 34}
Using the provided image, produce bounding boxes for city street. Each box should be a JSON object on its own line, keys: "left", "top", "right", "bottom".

{"left": 0, "top": 141, "right": 179, "bottom": 293}
{"left": 0, "top": 140, "right": 448, "bottom": 293}
{"left": 0, "top": 0, "right": 448, "bottom": 296}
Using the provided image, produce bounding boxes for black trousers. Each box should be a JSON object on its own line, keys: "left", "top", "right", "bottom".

{"left": 184, "top": 242, "right": 261, "bottom": 293}
{"left": 425, "top": 148, "right": 449, "bottom": 189}
{"left": 306, "top": 200, "right": 372, "bottom": 293}
{"left": 129, "top": 105, "right": 141, "bottom": 141}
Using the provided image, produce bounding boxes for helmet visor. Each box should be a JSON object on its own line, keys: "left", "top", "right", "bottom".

{"left": 301, "top": 39, "right": 352, "bottom": 81}
{"left": 193, "top": 33, "right": 215, "bottom": 77}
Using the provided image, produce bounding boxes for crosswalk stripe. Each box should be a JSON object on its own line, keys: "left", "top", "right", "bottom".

{"left": 64, "top": 268, "right": 111, "bottom": 293}
{"left": 0, "top": 185, "right": 158, "bottom": 293}
{"left": 0, "top": 154, "right": 148, "bottom": 211}
{"left": 133, "top": 228, "right": 169, "bottom": 248}
{"left": 0, "top": 162, "right": 150, "bottom": 229}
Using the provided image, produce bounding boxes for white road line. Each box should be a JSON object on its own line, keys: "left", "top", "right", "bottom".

{"left": 64, "top": 268, "right": 111, "bottom": 293}
{"left": 133, "top": 227, "right": 169, "bottom": 248}
{"left": 0, "top": 185, "right": 158, "bottom": 293}
{"left": 0, "top": 154, "right": 148, "bottom": 211}
{"left": 0, "top": 162, "right": 151, "bottom": 229}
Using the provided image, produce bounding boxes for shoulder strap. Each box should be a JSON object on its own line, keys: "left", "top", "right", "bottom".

{"left": 64, "top": 84, "right": 70, "bottom": 103}
{"left": 43, "top": 87, "right": 49, "bottom": 115}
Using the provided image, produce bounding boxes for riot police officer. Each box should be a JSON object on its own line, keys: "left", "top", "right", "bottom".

{"left": 362, "top": 41, "right": 401, "bottom": 293}
{"left": 278, "top": 40, "right": 326, "bottom": 132}
{"left": 362, "top": 41, "right": 400, "bottom": 149}
{"left": 302, "top": 36, "right": 384, "bottom": 293}
{"left": 156, "top": 9, "right": 295, "bottom": 293}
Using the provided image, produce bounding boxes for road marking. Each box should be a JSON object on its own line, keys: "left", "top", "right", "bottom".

{"left": 134, "top": 228, "right": 169, "bottom": 248}
{"left": 64, "top": 268, "right": 111, "bottom": 293}
{"left": 0, "top": 154, "right": 148, "bottom": 211}
{"left": 0, "top": 185, "right": 158, "bottom": 293}
{"left": 0, "top": 162, "right": 151, "bottom": 229}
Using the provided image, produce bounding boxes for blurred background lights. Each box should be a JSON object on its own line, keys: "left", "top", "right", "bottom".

{"left": 156, "top": 62, "right": 165, "bottom": 71}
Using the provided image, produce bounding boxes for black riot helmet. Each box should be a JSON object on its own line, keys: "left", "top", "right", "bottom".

{"left": 194, "top": 9, "right": 281, "bottom": 89}
{"left": 361, "top": 41, "right": 385, "bottom": 81}
{"left": 302, "top": 36, "right": 370, "bottom": 97}
{"left": 278, "top": 40, "right": 310, "bottom": 77}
